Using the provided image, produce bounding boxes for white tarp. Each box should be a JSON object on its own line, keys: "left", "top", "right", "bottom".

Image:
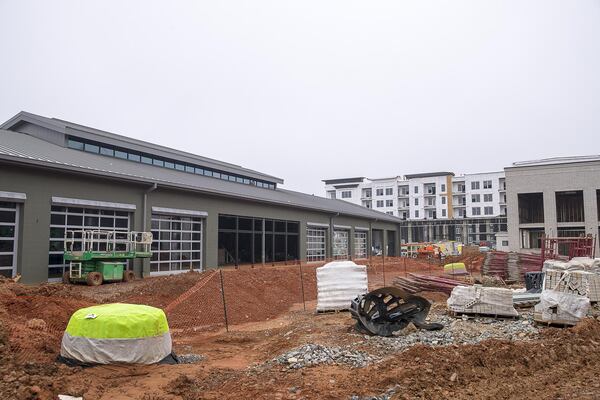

{"left": 316, "top": 261, "right": 368, "bottom": 312}
{"left": 534, "top": 290, "right": 590, "bottom": 325}
{"left": 60, "top": 332, "right": 172, "bottom": 365}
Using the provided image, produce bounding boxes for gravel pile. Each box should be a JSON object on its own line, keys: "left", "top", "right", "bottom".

{"left": 355, "top": 311, "right": 540, "bottom": 355}
{"left": 274, "top": 343, "right": 377, "bottom": 369}
{"left": 177, "top": 353, "right": 205, "bottom": 364}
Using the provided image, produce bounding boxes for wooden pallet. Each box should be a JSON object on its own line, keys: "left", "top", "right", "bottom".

{"left": 316, "top": 308, "right": 350, "bottom": 314}
{"left": 448, "top": 310, "right": 519, "bottom": 320}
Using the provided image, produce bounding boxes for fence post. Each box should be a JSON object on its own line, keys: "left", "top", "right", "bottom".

{"left": 219, "top": 269, "right": 229, "bottom": 332}
{"left": 403, "top": 256, "right": 407, "bottom": 277}
{"left": 382, "top": 256, "right": 386, "bottom": 287}
{"left": 299, "top": 262, "right": 306, "bottom": 311}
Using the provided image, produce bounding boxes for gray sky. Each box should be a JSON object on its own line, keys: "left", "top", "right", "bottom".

{"left": 1, "top": 1, "right": 599, "bottom": 195}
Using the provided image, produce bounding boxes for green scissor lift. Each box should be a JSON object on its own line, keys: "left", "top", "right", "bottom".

{"left": 63, "top": 230, "right": 153, "bottom": 286}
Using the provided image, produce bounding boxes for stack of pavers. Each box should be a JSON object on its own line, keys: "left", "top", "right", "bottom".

{"left": 447, "top": 285, "right": 519, "bottom": 318}
{"left": 392, "top": 273, "right": 468, "bottom": 295}
{"left": 534, "top": 257, "right": 600, "bottom": 325}
{"left": 542, "top": 258, "right": 600, "bottom": 303}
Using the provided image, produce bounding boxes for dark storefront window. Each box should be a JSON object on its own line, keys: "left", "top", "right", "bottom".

{"left": 218, "top": 215, "right": 299, "bottom": 266}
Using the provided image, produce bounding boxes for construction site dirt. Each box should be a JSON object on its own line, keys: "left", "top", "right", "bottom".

{"left": 2, "top": 256, "right": 600, "bottom": 400}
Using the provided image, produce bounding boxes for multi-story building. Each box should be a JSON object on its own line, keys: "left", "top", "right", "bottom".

{"left": 505, "top": 156, "right": 600, "bottom": 256}
{"left": 323, "top": 171, "right": 507, "bottom": 245}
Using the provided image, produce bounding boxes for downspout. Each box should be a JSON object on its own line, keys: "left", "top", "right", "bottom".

{"left": 143, "top": 183, "right": 158, "bottom": 232}
{"left": 140, "top": 183, "right": 158, "bottom": 278}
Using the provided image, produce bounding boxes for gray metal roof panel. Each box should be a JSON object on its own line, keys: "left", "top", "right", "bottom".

{"left": 1, "top": 111, "right": 284, "bottom": 184}
{"left": 0, "top": 130, "right": 402, "bottom": 223}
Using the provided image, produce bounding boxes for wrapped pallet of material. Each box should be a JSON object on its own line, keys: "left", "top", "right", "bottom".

{"left": 534, "top": 290, "right": 590, "bottom": 326}
{"left": 316, "top": 261, "right": 368, "bottom": 312}
{"left": 447, "top": 285, "right": 518, "bottom": 317}
{"left": 543, "top": 269, "right": 600, "bottom": 303}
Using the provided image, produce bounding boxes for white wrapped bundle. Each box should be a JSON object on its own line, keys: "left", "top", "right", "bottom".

{"left": 316, "top": 261, "right": 368, "bottom": 312}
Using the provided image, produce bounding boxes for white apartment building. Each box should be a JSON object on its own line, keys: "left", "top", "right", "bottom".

{"left": 323, "top": 171, "right": 507, "bottom": 245}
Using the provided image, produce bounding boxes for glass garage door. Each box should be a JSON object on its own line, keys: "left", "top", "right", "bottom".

{"left": 150, "top": 214, "right": 202, "bottom": 275}
{"left": 48, "top": 206, "right": 130, "bottom": 280}
{"left": 0, "top": 202, "right": 19, "bottom": 278}
{"left": 306, "top": 227, "right": 327, "bottom": 262}
{"left": 354, "top": 231, "right": 368, "bottom": 259}
{"left": 333, "top": 230, "right": 349, "bottom": 260}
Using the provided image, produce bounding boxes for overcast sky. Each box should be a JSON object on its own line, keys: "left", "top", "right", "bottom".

{"left": 1, "top": 1, "right": 599, "bottom": 195}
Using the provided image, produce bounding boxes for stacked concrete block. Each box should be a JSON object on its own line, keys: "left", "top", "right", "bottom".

{"left": 447, "top": 285, "right": 519, "bottom": 317}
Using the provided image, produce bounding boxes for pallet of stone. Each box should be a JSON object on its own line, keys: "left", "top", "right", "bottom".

{"left": 543, "top": 269, "right": 600, "bottom": 303}
{"left": 532, "top": 312, "right": 579, "bottom": 327}
{"left": 447, "top": 285, "right": 519, "bottom": 317}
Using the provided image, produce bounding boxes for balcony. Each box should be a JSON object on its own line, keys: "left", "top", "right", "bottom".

{"left": 424, "top": 203, "right": 436, "bottom": 209}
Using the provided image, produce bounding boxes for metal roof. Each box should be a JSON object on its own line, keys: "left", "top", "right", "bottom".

{"left": 404, "top": 172, "right": 455, "bottom": 179}
{"left": 0, "top": 129, "right": 402, "bottom": 223}
{"left": 322, "top": 177, "right": 365, "bottom": 185}
{"left": 1, "top": 111, "right": 284, "bottom": 184}
{"left": 510, "top": 155, "right": 600, "bottom": 168}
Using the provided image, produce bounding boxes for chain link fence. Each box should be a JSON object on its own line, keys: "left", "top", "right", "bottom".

{"left": 164, "top": 256, "right": 477, "bottom": 334}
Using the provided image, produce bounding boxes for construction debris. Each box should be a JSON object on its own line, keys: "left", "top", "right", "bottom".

{"left": 350, "top": 287, "right": 443, "bottom": 336}
{"left": 447, "top": 285, "right": 519, "bottom": 317}
{"left": 392, "top": 273, "right": 468, "bottom": 295}
{"left": 316, "top": 261, "right": 368, "bottom": 312}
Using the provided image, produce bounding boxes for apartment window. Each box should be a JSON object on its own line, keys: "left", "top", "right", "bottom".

{"left": 385, "top": 200, "right": 394, "bottom": 207}
{"left": 472, "top": 207, "right": 481, "bottom": 216}
{"left": 414, "top": 198, "right": 419, "bottom": 206}
{"left": 502, "top": 240, "right": 509, "bottom": 247}
{"left": 442, "top": 209, "right": 446, "bottom": 217}
{"left": 333, "top": 230, "right": 349, "bottom": 259}
{"left": 307, "top": 227, "right": 327, "bottom": 262}
{"left": 426, "top": 198, "right": 435, "bottom": 206}
{"left": 484, "top": 206, "right": 493, "bottom": 215}
{"left": 375, "top": 188, "right": 384, "bottom": 196}
{"left": 441, "top": 184, "right": 446, "bottom": 192}
{"left": 472, "top": 194, "right": 480, "bottom": 203}
{"left": 341, "top": 191, "right": 352, "bottom": 199}
{"left": 327, "top": 190, "right": 336, "bottom": 199}
{"left": 399, "top": 186, "right": 409, "bottom": 195}
{"left": 483, "top": 180, "right": 492, "bottom": 189}
{"left": 385, "top": 188, "right": 393, "bottom": 196}
{"left": 354, "top": 231, "right": 368, "bottom": 259}
{"left": 151, "top": 214, "right": 203, "bottom": 274}
{"left": 386, "top": 211, "right": 394, "bottom": 215}
{"left": 484, "top": 194, "right": 493, "bottom": 202}
{"left": 471, "top": 181, "right": 480, "bottom": 190}
{"left": 376, "top": 200, "right": 384, "bottom": 207}
{"left": 458, "top": 184, "right": 465, "bottom": 193}
{"left": 518, "top": 193, "right": 544, "bottom": 224}
{"left": 415, "top": 210, "right": 419, "bottom": 218}
{"left": 441, "top": 197, "right": 446, "bottom": 205}
{"left": 556, "top": 191, "right": 584, "bottom": 223}
{"left": 49, "top": 206, "right": 130, "bottom": 280}
{"left": 414, "top": 186, "right": 419, "bottom": 194}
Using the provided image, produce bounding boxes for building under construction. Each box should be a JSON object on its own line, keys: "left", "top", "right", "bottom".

{"left": 506, "top": 156, "right": 600, "bottom": 256}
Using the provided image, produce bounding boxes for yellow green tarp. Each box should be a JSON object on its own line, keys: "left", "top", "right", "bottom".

{"left": 65, "top": 303, "right": 169, "bottom": 339}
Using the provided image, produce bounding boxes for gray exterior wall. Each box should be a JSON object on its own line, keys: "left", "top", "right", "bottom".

{"left": 505, "top": 160, "right": 600, "bottom": 255}
{"left": 1, "top": 163, "right": 400, "bottom": 284}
